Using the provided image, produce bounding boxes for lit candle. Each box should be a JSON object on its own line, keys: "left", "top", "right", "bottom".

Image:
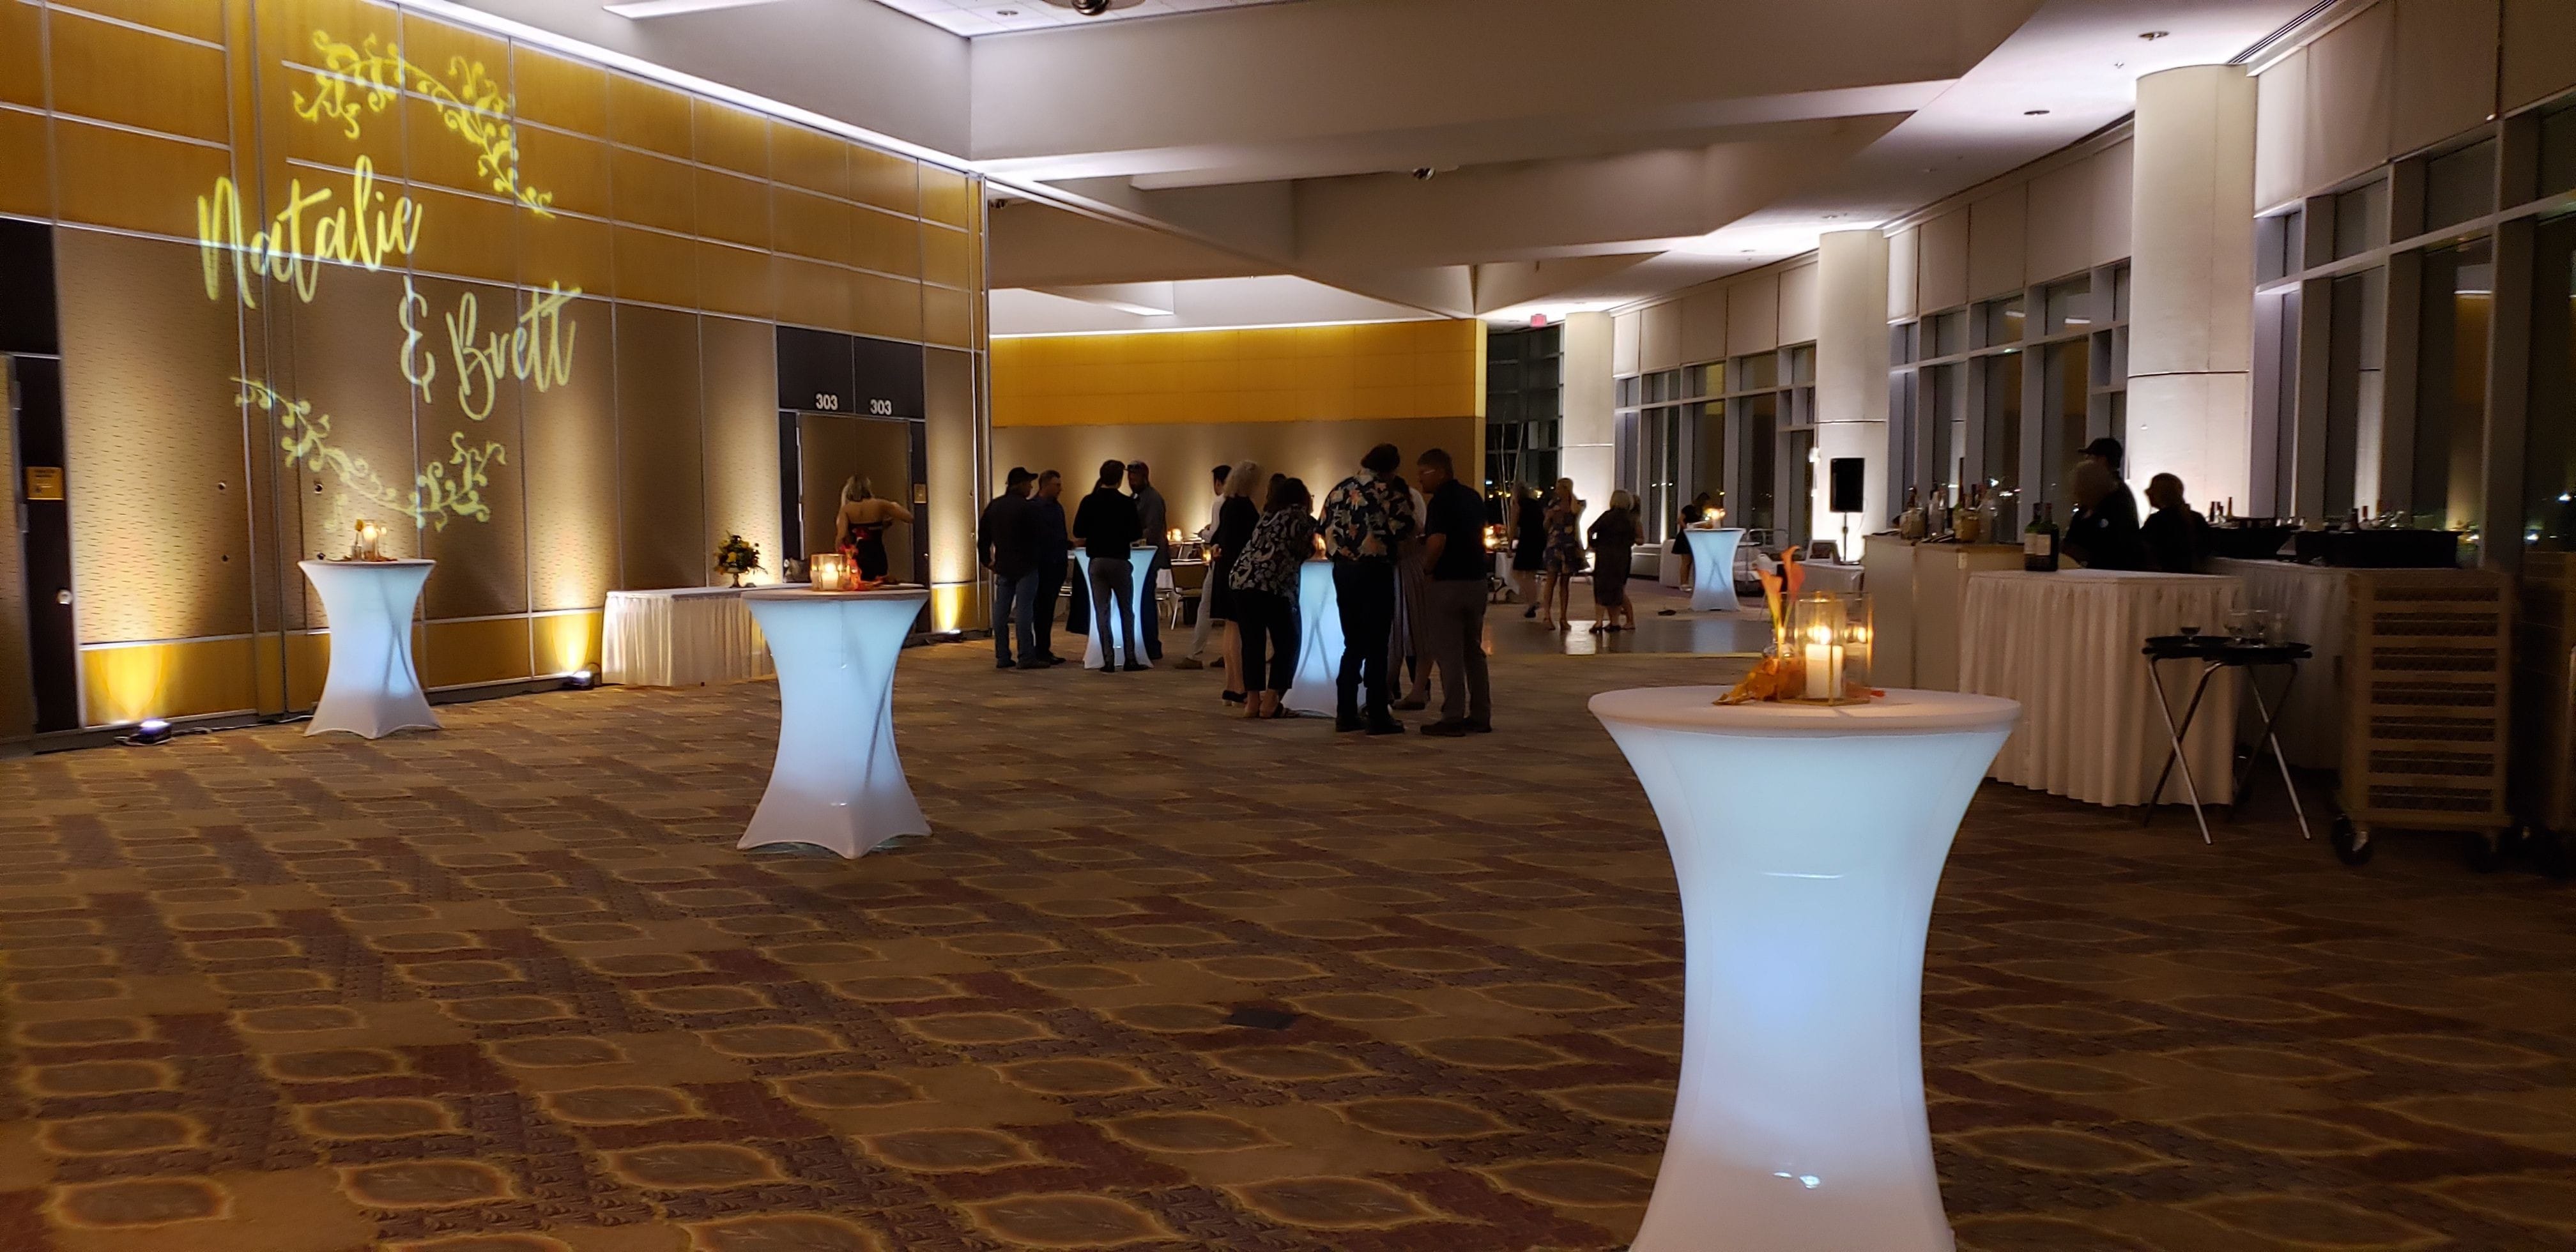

{"left": 1802, "top": 623, "right": 1841, "bottom": 699}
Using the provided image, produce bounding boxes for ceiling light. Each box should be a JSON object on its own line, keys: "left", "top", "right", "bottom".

{"left": 603, "top": 0, "right": 782, "bottom": 17}
{"left": 2139, "top": 29, "right": 2168, "bottom": 40}
{"left": 2023, "top": 109, "right": 2050, "bottom": 116}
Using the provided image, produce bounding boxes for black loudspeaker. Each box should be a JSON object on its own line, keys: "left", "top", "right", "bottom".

{"left": 1828, "top": 457, "right": 1865, "bottom": 514}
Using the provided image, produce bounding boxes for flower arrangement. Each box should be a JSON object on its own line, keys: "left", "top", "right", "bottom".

{"left": 714, "top": 534, "right": 762, "bottom": 587}
{"left": 1717, "top": 547, "right": 1878, "bottom": 705}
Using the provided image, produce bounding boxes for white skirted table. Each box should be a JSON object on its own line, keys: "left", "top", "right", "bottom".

{"left": 602, "top": 585, "right": 775, "bottom": 687}
{"left": 1959, "top": 569, "right": 2242, "bottom": 807}
{"left": 1284, "top": 558, "right": 1345, "bottom": 716}
{"left": 1071, "top": 546, "right": 1158, "bottom": 670}
{"left": 1590, "top": 687, "right": 2018, "bottom": 1252}
{"left": 740, "top": 587, "right": 929, "bottom": 859}
{"left": 1682, "top": 528, "right": 1745, "bottom": 611}
{"left": 300, "top": 559, "right": 440, "bottom": 739}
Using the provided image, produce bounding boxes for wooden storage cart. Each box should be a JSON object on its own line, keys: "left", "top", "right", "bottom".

{"left": 2331, "top": 567, "right": 2514, "bottom": 866}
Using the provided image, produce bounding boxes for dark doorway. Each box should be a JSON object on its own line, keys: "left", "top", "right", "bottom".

{"left": 786, "top": 409, "right": 922, "bottom": 584}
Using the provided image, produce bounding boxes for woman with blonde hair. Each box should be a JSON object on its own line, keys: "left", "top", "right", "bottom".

{"left": 1587, "top": 489, "right": 1641, "bottom": 632}
{"left": 836, "top": 477, "right": 916, "bottom": 583}
{"left": 1538, "top": 477, "right": 1584, "bottom": 629}
{"left": 1204, "top": 459, "right": 1263, "bottom": 706}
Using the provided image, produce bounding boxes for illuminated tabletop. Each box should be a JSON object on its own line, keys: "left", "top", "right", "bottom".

{"left": 1681, "top": 528, "right": 1745, "bottom": 612}
{"left": 740, "top": 587, "right": 930, "bottom": 859}
{"left": 1071, "top": 546, "right": 1158, "bottom": 670}
{"left": 1282, "top": 558, "right": 1345, "bottom": 716}
{"left": 299, "top": 559, "right": 440, "bottom": 739}
{"left": 1588, "top": 687, "right": 2018, "bottom": 1252}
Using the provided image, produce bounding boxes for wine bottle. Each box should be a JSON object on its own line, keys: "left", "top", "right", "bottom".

{"left": 2023, "top": 502, "right": 2060, "bottom": 572}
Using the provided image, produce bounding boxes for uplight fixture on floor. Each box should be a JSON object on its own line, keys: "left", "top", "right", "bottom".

{"left": 128, "top": 718, "right": 175, "bottom": 746}
{"left": 564, "top": 668, "right": 598, "bottom": 691}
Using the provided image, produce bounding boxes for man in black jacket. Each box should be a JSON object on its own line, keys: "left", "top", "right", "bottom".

{"left": 1030, "top": 470, "right": 1071, "bottom": 664}
{"left": 979, "top": 467, "right": 1042, "bottom": 669}
{"left": 1072, "top": 459, "right": 1146, "bottom": 673}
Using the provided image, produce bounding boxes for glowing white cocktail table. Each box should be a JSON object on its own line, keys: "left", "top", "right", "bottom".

{"left": 300, "top": 559, "right": 440, "bottom": 739}
{"left": 1682, "top": 528, "right": 1745, "bottom": 612}
{"left": 1589, "top": 687, "right": 2018, "bottom": 1252}
{"left": 740, "top": 587, "right": 930, "bottom": 859}
{"left": 1282, "top": 558, "right": 1345, "bottom": 716}
{"left": 1071, "top": 545, "right": 1158, "bottom": 670}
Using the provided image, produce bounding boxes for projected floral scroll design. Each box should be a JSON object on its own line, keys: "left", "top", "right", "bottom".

{"left": 291, "top": 31, "right": 555, "bottom": 217}
{"left": 236, "top": 378, "right": 507, "bottom": 530}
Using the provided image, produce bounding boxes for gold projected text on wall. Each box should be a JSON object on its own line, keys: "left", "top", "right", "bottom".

{"left": 196, "top": 156, "right": 423, "bottom": 309}
{"left": 293, "top": 32, "right": 555, "bottom": 217}
{"left": 236, "top": 379, "right": 506, "bottom": 529}
{"left": 399, "top": 280, "right": 581, "bottom": 422}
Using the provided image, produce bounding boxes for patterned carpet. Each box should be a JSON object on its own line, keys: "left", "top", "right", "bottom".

{"left": 3, "top": 643, "right": 2573, "bottom": 1251}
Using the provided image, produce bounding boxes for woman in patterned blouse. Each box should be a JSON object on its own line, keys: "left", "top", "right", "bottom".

{"left": 1538, "top": 477, "right": 1586, "bottom": 629}
{"left": 1227, "top": 476, "right": 1317, "bottom": 720}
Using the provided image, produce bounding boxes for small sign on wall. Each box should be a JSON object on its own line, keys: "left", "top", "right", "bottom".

{"left": 24, "top": 466, "right": 63, "bottom": 501}
{"left": 912, "top": 483, "right": 928, "bottom": 505}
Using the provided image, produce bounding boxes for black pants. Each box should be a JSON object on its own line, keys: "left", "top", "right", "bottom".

{"left": 1235, "top": 586, "right": 1296, "bottom": 692}
{"left": 1033, "top": 556, "right": 1067, "bottom": 658}
{"left": 1333, "top": 560, "right": 1397, "bottom": 720}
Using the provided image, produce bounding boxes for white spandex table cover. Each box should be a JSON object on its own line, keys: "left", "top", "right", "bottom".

{"left": 1591, "top": 687, "right": 2018, "bottom": 1252}
{"left": 1803, "top": 561, "right": 1865, "bottom": 593}
{"left": 1682, "top": 528, "right": 1745, "bottom": 611}
{"left": 300, "top": 559, "right": 439, "bottom": 739}
{"left": 1071, "top": 546, "right": 1158, "bottom": 669}
{"left": 1284, "top": 558, "right": 1346, "bottom": 716}
{"left": 1960, "top": 569, "right": 2242, "bottom": 807}
{"left": 602, "top": 586, "right": 775, "bottom": 687}
{"left": 740, "top": 588, "right": 929, "bottom": 859}
{"left": 2208, "top": 558, "right": 2347, "bottom": 769}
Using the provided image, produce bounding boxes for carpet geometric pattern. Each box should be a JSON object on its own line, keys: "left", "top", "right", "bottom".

{"left": 2, "top": 645, "right": 2573, "bottom": 1251}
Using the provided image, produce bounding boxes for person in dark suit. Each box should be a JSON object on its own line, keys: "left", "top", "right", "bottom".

{"left": 978, "top": 467, "right": 1043, "bottom": 669}
{"left": 1029, "top": 470, "right": 1071, "bottom": 664}
{"left": 2141, "top": 472, "right": 2212, "bottom": 574}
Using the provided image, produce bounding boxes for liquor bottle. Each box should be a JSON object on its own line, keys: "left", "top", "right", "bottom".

{"left": 1957, "top": 484, "right": 1986, "bottom": 544}
{"left": 1898, "top": 487, "right": 1926, "bottom": 540}
{"left": 2023, "top": 502, "right": 2060, "bottom": 572}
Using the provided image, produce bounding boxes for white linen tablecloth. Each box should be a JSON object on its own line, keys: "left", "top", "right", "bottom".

{"left": 603, "top": 586, "right": 775, "bottom": 687}
{"left": 1804, "top": 561, "right": 1865, "bottom": 593}
{"left": 1961, "top": 569, "right": 2242, "bottom": 807}
{"left": 2209, "top": 558, "right": 2346, "bottom": 770}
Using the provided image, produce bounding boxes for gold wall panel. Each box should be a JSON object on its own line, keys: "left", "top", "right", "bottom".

{"left": 992, "top": 320, "right": 1479, "bottom": 428}
{"left": 612, "top": 225, "right": 697, "bottom": 309}
{"left": 532, "top": 609, "right": 600, "bottom": 675}
{"left": 49, "top": 8, "right": 231, "bottom": 144}
{"left": 0, "top": 111, "right": 47, "bottom": 218}
{"left": 524, "top": 296, "right": 617, "bottom": 611}
{"left": 691, "top": 97, "right": 767, "bottom": 179}
{"left": 919, "top": 163, "right": 970, "bottom": 229}
{"left": 610, "top": 146, "right": 695, "bottom": 236}
{"left": 402, "top": 93, "right": 502, "bottom": 201}
{"left": 924, "top": 285, "right": 973, "bottom": 349}
{"left": 410, "top": 274, "right": 532, "bottom": 621}
{"left": 694, "top": 166, "right": 770, "bottom": 251}
{"left": 848, "top": 144, "right": 918, "bottom": 217}
{"left": 769, "top": 120, "right": 850, "bottom": 201}
{"left": 68, "top": 0, "right": 227, "bottom": 42}
{"left": 258, "top": 0, "right": 401, "bottom": 53}
{"left": 512, "top": 49, "right": 607, "bottom": 137}
{"left": 56, "top": 230, "right": 256, "bottom": 645}
{"left": 516, "top": 125, "right": 610, "bottom": 219}
{"left": 852, "top": 205, "right": 921, "bottom": 279}
{"left": 397, "top": 10, "right": 510, "bottom": 95}
{"left": 404, "top": 185, "right": 522, "bottom": 288}
{"left": 518, "top": 208, "right": 613, "bottom": 296}
{"left": 82, "top": 637, "right": 261, "bottom": 724}
{"left": 923, "top": 346, "right": 977, "bottom": 592}
{"left": 1, "top": 2, "right": 43, "bottom": 109}
{"left": 698, "top": 315, "right": 780, "bottom": 574}
{"left": 849, "top": 270, "right": 923, "bottom": 343}
{"left": 771, "top": 187, "right": 855, "bottom": 267}
{"left": 277, "top": 266, "right": 422, "bottom": 607}
{"left": 697, "top": 241, "right": 773, "bottom": 321}
{"left": 423, "top": 616, "right": 532, "bottom": 689}
{"left": 607, "top": 73, "right": 691, "bottom": 159}
{"left": 613, "top": 304, "right": 708, "bottom": 590}
{"left": 773, "top": 256, "right": 849, "bottom": 332}
{"left": 922, "top": 224, "right": 971, "bottom": 291}
{"left": 50, "top": 119, "right": 235, "bottom": 237}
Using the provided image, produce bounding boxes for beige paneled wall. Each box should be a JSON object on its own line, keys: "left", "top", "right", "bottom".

{"left": 1777, "top": 261, "right": 1818, "bottom": 346}
{"left": 1966, "top": 185, "right": 2028, "bottom": 301}
{"left": 1887, "top": 228, "right": 1919, "bottom": 322}
{"left": 1917, "top": 210, "right": 1969, "bottom": 314}
{"left": 1679, "top": 287, "right": 1728, "bottom": 362}
{"left": 1612, "top": 308, "right": 1642, "bottom": 376}
{"left": 1726, "top": 273, "right": 1779, "bottom": 356}
{"left": 1641, "top": 302, "right": 1682, "bottom": 373}
{"left": 2501, "top": 0, "right": 2576, "bottom": 110}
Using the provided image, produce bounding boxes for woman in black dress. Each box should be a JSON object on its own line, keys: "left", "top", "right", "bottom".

{"left": 1510, "top": 482, "right": 1547, "bottom": 616}
{"left": 1203, "top": 460, "right": 1262, "bottom": 705}
{"left": 1671, "top": 491, "right": 1713, "bottom": 592}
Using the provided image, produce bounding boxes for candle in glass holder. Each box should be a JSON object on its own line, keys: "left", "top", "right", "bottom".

{"left": 809, "top": 553, "right": 848, "bottom": 592}
{"left": 1802, "top": 623, "right": 1841, "bottom": 699}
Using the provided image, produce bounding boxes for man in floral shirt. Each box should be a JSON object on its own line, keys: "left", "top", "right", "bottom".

{"left": 1319, "top": 443, "right": 1418, "bottom": 733}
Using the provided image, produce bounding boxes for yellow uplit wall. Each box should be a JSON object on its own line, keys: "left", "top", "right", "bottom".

{"left": 0, "top": 0, "right": 985, "bottom": 729}
{"left": 990, "top": 320, "right": 1482, "bottom": 427}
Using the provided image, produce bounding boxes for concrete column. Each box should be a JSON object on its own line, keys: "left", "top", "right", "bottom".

{"left": 1560, "top": 310, "right": 1615, "bottom": 524}
{"left": 2127, "top": 64, "right": 2258, "bottom": 507}
{"left": 1813, "top": 230, "right": 1892, "bottom": 554}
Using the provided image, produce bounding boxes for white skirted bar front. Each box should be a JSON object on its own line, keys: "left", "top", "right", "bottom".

{"left": 1589, "top": 687, "right": 2019, "bottom": 1252}
{"left": 1283, "top": 558, "right": 1345, "bottom": 716}
{"left": 300, "top": 559, "right": 440, "bottom": 739}
{"left": 740, "top": 588, "right": 930, "bottom": 859}
{"left": 1682, "top": 528, "right": 1745, "bottom": 611}
{"left": 602, "top": 586, "right": 776, "bottom": 687}
{"left": 1071, "top": 546, "right": 1160, "bottom": 670}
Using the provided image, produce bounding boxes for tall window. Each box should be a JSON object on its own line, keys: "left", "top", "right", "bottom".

{"left": 1980, "top": 351, "right": 2022, "bottom": 510}
{"left": 2323, "top": 267, "right": 2384, "bottom": 519}
{"left": 2417, "top": 240, "right": 2492, "bottom": 530}
{"left": 2525, "top": 211, "right": 2576, "bottom": 549}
